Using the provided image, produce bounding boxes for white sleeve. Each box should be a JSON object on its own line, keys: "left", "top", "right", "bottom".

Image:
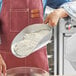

{"left": 60, "top": 1, "right": 76, "bottom": 21}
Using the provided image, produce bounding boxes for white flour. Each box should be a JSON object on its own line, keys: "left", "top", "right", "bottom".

{"left": 13, "top": 30, "right": 49, "bottom": 56}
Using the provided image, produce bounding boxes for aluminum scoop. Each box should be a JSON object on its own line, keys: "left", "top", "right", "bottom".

{"left": 11, "top": 24, "right": 52, "bottom": 58}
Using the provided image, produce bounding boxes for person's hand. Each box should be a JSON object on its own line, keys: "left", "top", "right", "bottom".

{"left": 44, "top": 8, "right": 68, "bottom": 26}
{"left": 0, "top": 54, "right": 6, "bottom": 76}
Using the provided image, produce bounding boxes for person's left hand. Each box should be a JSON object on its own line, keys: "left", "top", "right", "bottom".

{"left": 0, "top": 54, "right": 6, "bottom": 76}
{"left": 44, "top": 8, "right": 68, "bottom": 26}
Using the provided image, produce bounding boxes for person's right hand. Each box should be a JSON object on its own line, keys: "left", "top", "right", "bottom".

{"left": 44, "top": 8, "right": 68, "bottom": 26}
{"left": 0, "top": 54, "right": 6, "bottom": 76}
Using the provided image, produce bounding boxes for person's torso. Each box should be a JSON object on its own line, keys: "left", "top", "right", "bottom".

{"left": 0, "top": 0, "right": 43, "bottom": 52}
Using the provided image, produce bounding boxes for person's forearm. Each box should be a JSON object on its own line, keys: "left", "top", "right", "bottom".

{"left": 53, "top": 8, "right": 68, "bottom": 18}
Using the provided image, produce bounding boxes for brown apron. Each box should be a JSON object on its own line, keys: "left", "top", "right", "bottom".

{"left": 0, "top": 0, "right": 49, "bottom": 71}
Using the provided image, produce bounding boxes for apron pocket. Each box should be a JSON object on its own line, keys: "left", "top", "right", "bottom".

{"left": 9, "top": 11, "right": 28, "bottom": 32}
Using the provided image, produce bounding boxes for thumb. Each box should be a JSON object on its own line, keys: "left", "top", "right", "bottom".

{"left": 44, "top": 16, "right": 49, "bottom": 24}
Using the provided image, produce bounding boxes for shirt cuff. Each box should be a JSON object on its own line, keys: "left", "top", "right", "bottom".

{"left": 60, "top": 1, "right": 76, "bottom": 21}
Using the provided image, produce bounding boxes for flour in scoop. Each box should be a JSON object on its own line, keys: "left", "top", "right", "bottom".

{"left": 13, "top": 30, "right": 49, "bottom": 56}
